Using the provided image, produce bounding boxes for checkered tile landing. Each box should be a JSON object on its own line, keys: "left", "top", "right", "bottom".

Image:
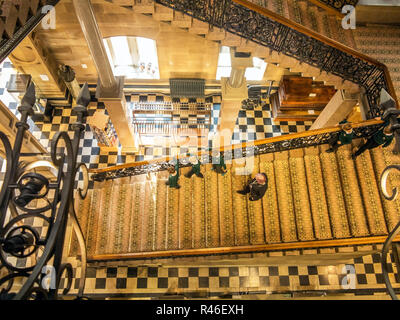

{"left": 59, "top": 244, "right": 400, "bottom": 299}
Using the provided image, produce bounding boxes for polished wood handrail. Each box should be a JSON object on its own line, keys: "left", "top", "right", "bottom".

{"left": 89, "top": 234, "right": 400, "bottom": 261}
{"left": 89, "top": 119, "right": 383, "bottom": 174}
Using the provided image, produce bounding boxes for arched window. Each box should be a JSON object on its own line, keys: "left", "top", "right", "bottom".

{"left": 103, "top": 36, "right": 160, "bottom": 79}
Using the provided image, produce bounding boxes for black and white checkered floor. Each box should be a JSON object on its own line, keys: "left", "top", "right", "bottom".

{"left": 2, "top": 59, "right": 398, "bottom": 299}
{"left": 60, "top": 244, "right": 400, "bottom": 299}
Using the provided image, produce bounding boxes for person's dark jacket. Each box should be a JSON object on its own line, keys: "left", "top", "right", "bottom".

{"left": 249, "top": 174, "right": 268, "bottom": 201}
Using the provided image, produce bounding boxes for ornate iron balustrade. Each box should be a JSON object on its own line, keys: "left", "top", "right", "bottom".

{"left": 0, "top": 0, "right": 60, "bottom": 63}
{"left": 91, "top": 119, "right": 383, "bottom": 182}
{"left": 154, "top": 0, "right": 394, "bottom": 119}
{"left": 0, "top": 83, "right": 90, "bottom": 300}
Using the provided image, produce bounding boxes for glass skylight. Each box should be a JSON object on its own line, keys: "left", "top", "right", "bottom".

{"left": 103, "top": 36, "right": 160, "bottom": 79}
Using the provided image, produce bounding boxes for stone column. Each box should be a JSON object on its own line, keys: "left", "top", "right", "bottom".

{"left": 310, "top": 90, "right": 359, "bottom": 129}
{"left": 72, "top": 0, "right": 138, "bottom": 154}
{"left": 213, "top": 49, "right": 253, "bottom": 148}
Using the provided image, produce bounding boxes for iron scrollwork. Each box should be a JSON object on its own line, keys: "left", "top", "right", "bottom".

{"left": 92, "top": 121, "right": 384, "bottom": 182}
{"left": 0, "top": 82, "right": 90, "bottom": 300}
{"left": 155, "top": 0, "right": 390, "bottom": 119}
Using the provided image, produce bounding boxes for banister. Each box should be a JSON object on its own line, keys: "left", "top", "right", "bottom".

{"left": 89, "top": 118, "right": 383, "bottom": 175}
{"left": 233, "top": 0, "right": 379, "bottom": 67}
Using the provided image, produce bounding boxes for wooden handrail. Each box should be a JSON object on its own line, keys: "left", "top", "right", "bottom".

{"left": 89, "top": 234, "right": 400, "bottom": 261}
{"left": 89, "top": 118, "right": 383, "bottom": 174}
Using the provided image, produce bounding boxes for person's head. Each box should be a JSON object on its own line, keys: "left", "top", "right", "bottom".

{"left": 211, "top": 149, "right": 220, "bottom": 157}
{"left": 167, "top": 166, "right": 176, "bottom": 174}
{"left": 255, "top": 173, "right": 267, "bottom": 185}
{"left": 342, "top": 123, "right": 353, "bottom": 134}
{"left": 384, "top": 125, "right": 393, "bottom": 136}
{"left": 189, "top": 155, "right": 198, "bottom": 165}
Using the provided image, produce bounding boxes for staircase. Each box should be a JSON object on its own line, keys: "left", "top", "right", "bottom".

{"left": 106, "top": 0, "right": 360, "bottom": 94}
{"left": 0, "top": 0, "right": 60, "bottom": 62}
{"left": 71, "top": 140, "right": 400, "bottom": 260}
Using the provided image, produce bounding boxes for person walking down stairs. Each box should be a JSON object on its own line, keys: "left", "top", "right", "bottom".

{"left": 185, "top": 155, "right": 204, "bottom": 179}
{"left": 326, "top": 121, "right": 354, "bottom": 153}
{"left": 352, "top": 119, "right": 394, "bottom": 160}
{"left": 236, "top": 173, "right": 268, "bottom": 201}
{"left": 166, "top": 159, "right": 181, "bottom": 189}
{"left": 211, "top": 150, "right": 228, "bottom": 176}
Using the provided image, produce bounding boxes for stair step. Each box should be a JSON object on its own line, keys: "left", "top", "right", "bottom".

{"left": 204, "top": 164, "right": 220, "bottom": 247}
{"left": 81, "top": 138, "right": 396, "bottom": 258}
{"left": 69, "top": 189, "right": 93, "bottom": 256}
{"left": 155, "top": 171, "right": 168, "bottom": 251}
{"left": 304, "top": 148, "right": 333, "bottom": 240}
{"left": 179, "top": 167, "right": 194, "bottom": 249}
{"left": 4, "top": 4, "right": 18, "bottom": 38}
{"left": 336, "top": 145, "right": 370, "bottom": 237}
{"left": 188, "top": 19, "right": 209, "bottom": 35}
{"left": 247, "top": 156, "right": 266, "bottom": 245}
{"left": 131, "top": 0, "right": 155, "bottom": 14}
{"left": 371, "top": 146, "right": 400, "bottom": 231}
{"left": 217, "top": 164, "right": 235, "bottom": 246}
{"left": 231, "top": 159, "right": 251, "bottom": 246}
{"left": 354, "top": 149, "right": 388, "bottom": 235}
{"left": 319, "top": 145, "right": 352, "bottom": 238}
{"left": 274, "top": 151, "right": 298, "bottom": 242}
{"left": 166, "top": 177, "right": 180, "bottom": 250}
{"left": 259, "top": 153, "right": 281, "bottom": 243}
{"left": 288, "top": 149, "right": 315, "bottom": 241}
{"left": 17, "top": 1, "right": 30, "bottom": 26}
{"left": 153, "top": 3, "right": 174, "bottom": 21}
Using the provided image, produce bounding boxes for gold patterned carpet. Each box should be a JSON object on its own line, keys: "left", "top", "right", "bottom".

{"left": 71, "top": 141, "right": 400, "bottom": 258}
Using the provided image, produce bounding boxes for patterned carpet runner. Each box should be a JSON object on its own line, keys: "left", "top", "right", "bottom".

{"left": 71, "top": 141, "right": 400, "bottom": 258}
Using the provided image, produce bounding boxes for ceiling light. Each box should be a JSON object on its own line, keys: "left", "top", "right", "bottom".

{"left": 309, "top": 93, "right": 317, "bottom": 97}
{"left": 81, "top": 64, "right": 88, "bottom": 69}
{"left": 40, "top": 74, "right": 49, "bottom": 81}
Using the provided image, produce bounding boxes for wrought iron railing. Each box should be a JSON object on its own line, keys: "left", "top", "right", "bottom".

{"left": 154, "top": 0, "right": 397, "bottom": 119}
{"left": 91, "top": 118, "right": 384, "bottom": 181}
{"left": 307, "top": 0, "right": 359, "bottom": 14}
{"left": 0, "top": 83, "right": 90, "bottom": 300}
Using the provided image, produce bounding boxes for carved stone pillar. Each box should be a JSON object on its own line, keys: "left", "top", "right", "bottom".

{"left": 72, "top": 0, "right": 137, "bottom": 154}
{"left": 214, "top": 50, "right": 253, "bottom": 148}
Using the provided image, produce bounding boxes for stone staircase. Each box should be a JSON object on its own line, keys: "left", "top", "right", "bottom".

{"left": 105, "top": 0, "right": 360, "bottom": 93}
{"left": 71, "top": 140, "right": 400, "bottom": 259}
